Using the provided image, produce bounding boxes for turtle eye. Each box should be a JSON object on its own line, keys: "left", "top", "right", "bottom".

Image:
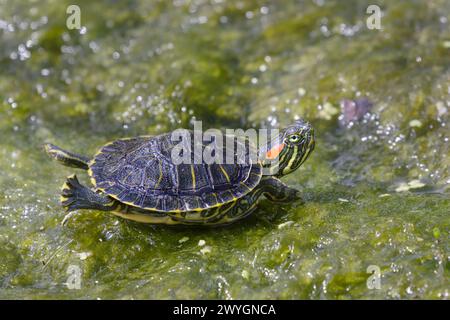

{"left": 288, "top": 134, "right": 301, "bottom": 143}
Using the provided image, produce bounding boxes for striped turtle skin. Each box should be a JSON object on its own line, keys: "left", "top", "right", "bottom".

{"left": 88, "top": 132, "right": 262, "bottom": 212}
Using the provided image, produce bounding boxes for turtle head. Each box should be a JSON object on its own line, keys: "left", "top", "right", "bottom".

{"left": 262, "top": 119, "right": 315, "bottom": 177}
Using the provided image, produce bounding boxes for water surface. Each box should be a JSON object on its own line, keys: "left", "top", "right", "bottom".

{"left": 0, "top": 0, "right": 449, "bottom": 299}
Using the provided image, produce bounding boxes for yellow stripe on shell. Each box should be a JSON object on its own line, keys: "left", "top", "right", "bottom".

{"left": 111, "top": 211, "right": 180, "bottom": 224}
{"left": 154, "top": 161, "right": 163, "bottom": 189}
{"left": 191, "top": 165, "right": 196, "bottom": 190}
{"left": 218, "top": 164, "right": 231, "bottom": 183}
{"left": 240, "top": 182, "right": 252, "bottom": 191}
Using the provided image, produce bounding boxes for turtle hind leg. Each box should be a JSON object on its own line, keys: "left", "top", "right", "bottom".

{"left": 60, "top": 174, "right": 118, "bottom": 212}
{"left": 44, "top": 143, "right": 90, "bottom": 170}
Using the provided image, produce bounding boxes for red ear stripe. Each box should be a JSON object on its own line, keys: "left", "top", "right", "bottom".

{"left": 266, "top": 143, "right": 285, "bottom": 159}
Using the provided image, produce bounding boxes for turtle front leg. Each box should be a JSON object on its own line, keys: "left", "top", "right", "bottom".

{"left": 60, "top": 175, "right": 119, "bottom": 224}
{"left": 220, "top": 178, "right": 300, "bottom": 224}
{"left": 259, "top": 177, "right": 301, "bottom": 202}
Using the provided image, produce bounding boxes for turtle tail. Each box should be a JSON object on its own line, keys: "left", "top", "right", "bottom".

{"left": 44, "top": 143, "right": 90, "bottom": 170}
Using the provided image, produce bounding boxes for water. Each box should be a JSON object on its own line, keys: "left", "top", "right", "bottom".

{"left": 0, "top": 0, "right": 449, "bottom": 299}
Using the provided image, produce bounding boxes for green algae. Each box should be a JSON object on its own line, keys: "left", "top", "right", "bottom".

{"left": 0, "top": 0, "right": 449, "bottom": 299}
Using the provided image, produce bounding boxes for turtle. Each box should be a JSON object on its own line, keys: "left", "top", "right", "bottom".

{"left": 44, "top": 119, "right": 315, "bottom": 226}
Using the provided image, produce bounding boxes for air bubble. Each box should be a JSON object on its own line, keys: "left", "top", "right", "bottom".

{"left": 260, "top": 7, "right": 269, "bottom": 15}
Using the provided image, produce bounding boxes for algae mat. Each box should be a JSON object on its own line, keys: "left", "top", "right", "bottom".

{"left": 0, "top": 0, "right": 448, "bottom": 299}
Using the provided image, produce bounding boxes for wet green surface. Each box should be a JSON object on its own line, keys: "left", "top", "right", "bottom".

{"left": 0, "top": 0, "right": 449, "bottom": 299}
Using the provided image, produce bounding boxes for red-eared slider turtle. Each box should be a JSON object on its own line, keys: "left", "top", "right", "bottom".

{"left": 44, "top": 120, "right": 315, "bottom": 226}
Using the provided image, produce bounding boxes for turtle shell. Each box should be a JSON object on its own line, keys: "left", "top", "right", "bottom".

{"left": 88, "top": 131, "right": 262, "bottom": 212}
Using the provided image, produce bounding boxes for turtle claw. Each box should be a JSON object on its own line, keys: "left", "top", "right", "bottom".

{"left": 61, "top": 211, "right": 78, "bottom": 226}
{"left": 60, "top": 175, "right": 82, "bottom": 211}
